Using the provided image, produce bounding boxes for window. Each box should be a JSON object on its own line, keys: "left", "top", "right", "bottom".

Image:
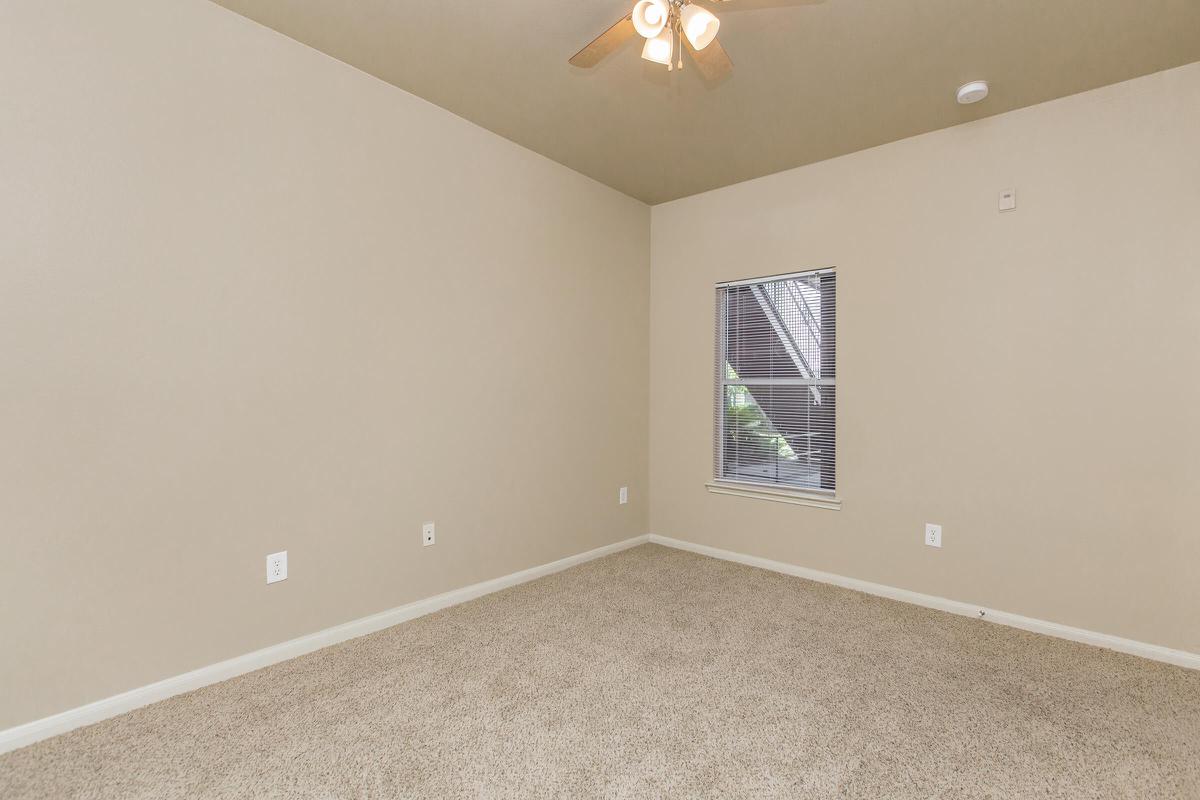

{"left": 713, "top": 269, "right": 837, "bottom": 503}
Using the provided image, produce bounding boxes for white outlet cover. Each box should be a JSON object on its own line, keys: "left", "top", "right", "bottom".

{"left": 925, "top": 524, "right": 942, "bottom": 549}
{"left": 266, "top": 551, "right": 288, "bottom": 584}
{"left": 619, "top": 486, "right": 628, "bottom": 505}
{"left": 422, "top": 522, "right": 435, "bottom": 547}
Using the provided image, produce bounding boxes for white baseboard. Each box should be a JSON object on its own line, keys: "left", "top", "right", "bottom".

{"left": 648, "top": 534, "right": 1200, "bottom": 671}
{"left": 0, "top": 534, "right": 650, "bottom": 755}
{"left": 6, "top": 531, "right": 1194, "bottom": 756}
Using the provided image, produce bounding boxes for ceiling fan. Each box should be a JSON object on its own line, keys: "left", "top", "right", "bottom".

{"left": 569, "top": 0, "right": 734, "bottom": 80}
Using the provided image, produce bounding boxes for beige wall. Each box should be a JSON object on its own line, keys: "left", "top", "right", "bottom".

{"left": 3, "top": 0, "right": 1197, "bottom": 737}
{"left": 0, "top": 1, "right": 648, "bottom": 729}
{"left": 650, "top": 62, "right": 1200, "bottom": 654}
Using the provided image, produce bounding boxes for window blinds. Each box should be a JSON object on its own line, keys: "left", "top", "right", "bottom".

{"left": 714, "top": 269, "right": 837, "bottom": 494}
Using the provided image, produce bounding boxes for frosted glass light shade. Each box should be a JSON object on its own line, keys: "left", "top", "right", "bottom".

{"left": 680, "top": 5, "right": 719, "bottom": 50}
{"left": 632, "top": 0, "right": 670, "bottom": 39}
{"left": 641, "top": 27, "right": 673, "bottom": 65}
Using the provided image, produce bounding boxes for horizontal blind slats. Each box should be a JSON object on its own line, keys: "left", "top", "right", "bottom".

{"left": 715, "top": 270, "right": 836, "bottom": 493}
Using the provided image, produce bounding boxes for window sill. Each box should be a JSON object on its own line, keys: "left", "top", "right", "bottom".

{"left": 705, "top": 481, "right": 842, "bottom": 510}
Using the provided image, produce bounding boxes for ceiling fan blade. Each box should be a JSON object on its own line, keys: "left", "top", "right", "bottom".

{"left": 686, "top": 36, "right": 733, "bottom": 82}
{"left": 569, "top": 15, "right": 636, "bottom": 68}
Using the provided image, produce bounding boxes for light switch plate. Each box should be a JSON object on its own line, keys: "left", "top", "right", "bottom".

{"left": 999, "top": 188, "right": 1016, "bottom": 212}
{"left": 619, "top": 486, "right": 628, "bottom": 505}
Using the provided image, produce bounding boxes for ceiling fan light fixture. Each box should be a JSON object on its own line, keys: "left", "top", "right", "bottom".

{"left": 641, "top": 26, "right": 673, "bottom": 65}
{"left": 680, "top": 5, "right": 720, "bottom": 51}
{"left": 632, "top": 0, "right": 670, "bottom": 39}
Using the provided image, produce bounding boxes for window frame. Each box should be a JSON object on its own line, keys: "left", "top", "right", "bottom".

{"left": 707, "top": 268, "right": 841, "bottom": 510}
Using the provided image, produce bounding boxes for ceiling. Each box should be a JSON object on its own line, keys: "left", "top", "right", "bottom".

{"left": 210, "top": 0, "right": 1200, "bottom": 204}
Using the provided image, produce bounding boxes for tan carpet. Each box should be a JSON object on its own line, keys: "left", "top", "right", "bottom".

{"left": 2, "top": 543, "right": 1199, "bottom": 798}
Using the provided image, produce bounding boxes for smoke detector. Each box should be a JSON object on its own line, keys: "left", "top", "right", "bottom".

{"left": 956, "top": 80, "right": 990, "bottom": 105}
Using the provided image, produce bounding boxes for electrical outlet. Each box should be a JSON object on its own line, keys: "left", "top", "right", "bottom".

{"left": 422, "top": 522, "right": 435, "bottom": 547}
{"left": 619, "top": 486, "right": 628, "bottom": 505}
{"left": 266, "top": 551, "right": 287, "bottom": 584}
{"left": 925, "top": 523, "right": 942, "bottom": 548}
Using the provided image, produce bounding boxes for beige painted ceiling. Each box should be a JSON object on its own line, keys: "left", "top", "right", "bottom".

{"left": 210, "top": 0, "right": 1200, "bottom": 204}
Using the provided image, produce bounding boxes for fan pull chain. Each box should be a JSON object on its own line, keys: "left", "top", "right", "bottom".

{"left": 677, "top": 17, "right": 683, "bottom": 70}
{"left": 667, "top": 15, "right": 674, "bottom": 71}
